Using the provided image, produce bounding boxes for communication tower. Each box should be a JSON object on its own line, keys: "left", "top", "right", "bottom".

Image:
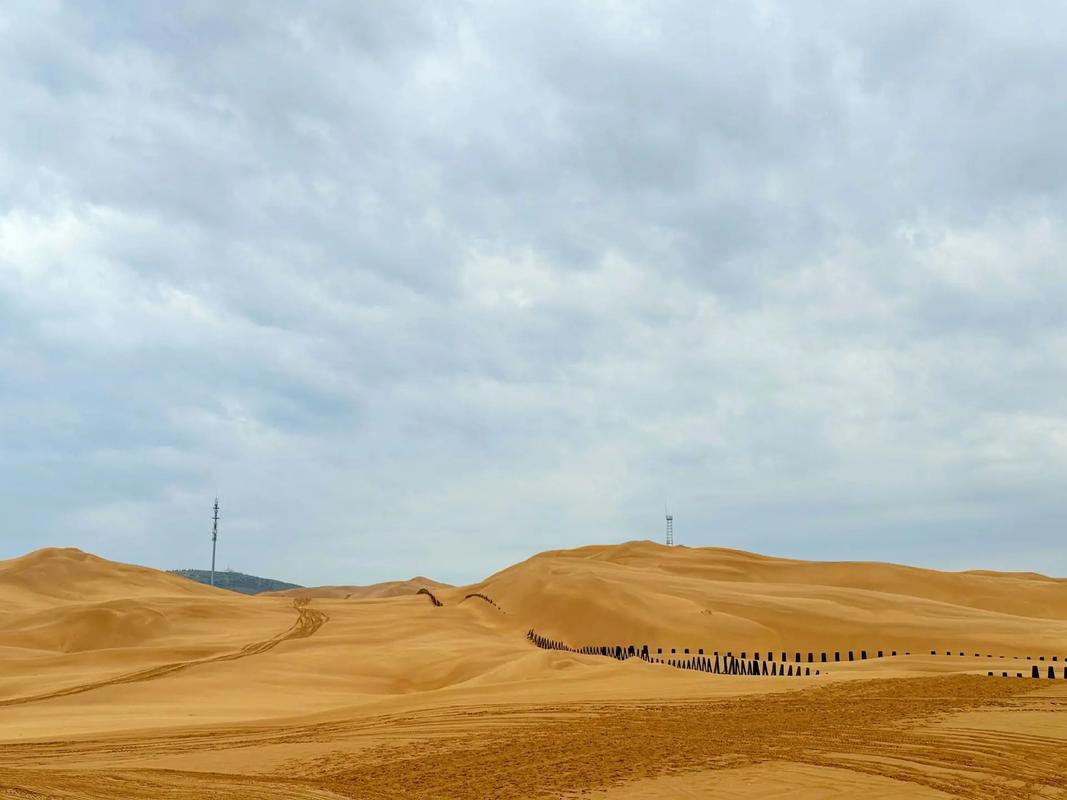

{"left": 210, "top": 497, "right": 219, "bottom": 587}
{"left": 665, "top": 505, "right": 674, "bottom": 546}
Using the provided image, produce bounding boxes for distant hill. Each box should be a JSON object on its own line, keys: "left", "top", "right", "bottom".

{"left": 169, "top": 569, "right": 301, "bottom": 595}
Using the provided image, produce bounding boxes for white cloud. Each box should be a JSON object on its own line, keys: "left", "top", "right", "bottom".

{"left": 1, "top": 0, "right": 1065, "bottom": 582}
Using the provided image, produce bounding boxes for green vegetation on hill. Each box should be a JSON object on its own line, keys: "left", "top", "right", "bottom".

{"left": 169, "top": 569, "right": 301, "bottom": 595}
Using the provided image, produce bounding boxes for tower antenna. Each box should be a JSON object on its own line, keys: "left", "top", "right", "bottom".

{"left": 665, "top": 503, "right": 673, "bottom": 547}
{"left": 210, "top": 496, "right": 220, "bottom": 587}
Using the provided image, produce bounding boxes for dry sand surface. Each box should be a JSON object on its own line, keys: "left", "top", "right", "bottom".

{"left": 265, "top": 576, "right": 453, "bottom": 600}
{"left": 1, "top": 541, "right": 1066, "bottom": 799}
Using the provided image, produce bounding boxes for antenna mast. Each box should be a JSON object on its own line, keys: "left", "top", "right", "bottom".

{"left": 210, "top": 497, "right": 219, "bottom": 587}
{"left": 665, "top": 504, "right": 674, "bottom": 546}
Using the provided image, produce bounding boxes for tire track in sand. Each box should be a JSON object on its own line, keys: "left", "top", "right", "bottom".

{"left": 1, "top": 676, "right": 1059, "bottom": 799}
{"left": 314, "top": 676, "right": 1067, "bottom": 800}
{"left": 0, "top": 599, "right": 328, "bottom": 709}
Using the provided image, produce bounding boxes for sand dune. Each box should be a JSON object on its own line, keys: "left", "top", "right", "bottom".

{"left": 459, "top": 541, "right": 1067, "bottom": 657}
{"left": 0, "top": 547, "right": 222, "bottom": 610}
{"left": 0, "top": 541, "right": 1065, "bottom": 798}
{"left": 0, "top": 599, "right": 172, "bottom": 653}
{"left": 267, "top": 576, "right": 452, "bottom": 600}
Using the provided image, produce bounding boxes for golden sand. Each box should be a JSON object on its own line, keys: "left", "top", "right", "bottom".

{"left": 1, "top": 542, "right": 1065, "bottom": 798}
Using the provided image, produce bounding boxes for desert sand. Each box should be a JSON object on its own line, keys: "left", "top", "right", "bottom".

{"left": 265, "top": 576, "right": 453, "bottom": 600}
{"left": 0, "top": 541, "right": 1065, "bottom": 799}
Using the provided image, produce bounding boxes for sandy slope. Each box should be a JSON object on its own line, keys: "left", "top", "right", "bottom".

{"left": 266, "top": 576, "right": 452, "bottom": 600}
{"left": 0, "top": 548, "right": 222, "bottom": 609}
{"left": 460, "top": 541, "right": 1067, "bottom": 655}
{"left": 0, "top": 541, "right": 1065, "bottom": 799}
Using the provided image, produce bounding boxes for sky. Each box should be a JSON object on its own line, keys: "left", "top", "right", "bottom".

{"left": 2, "top": 1, "right": 1065, "bottom": 586}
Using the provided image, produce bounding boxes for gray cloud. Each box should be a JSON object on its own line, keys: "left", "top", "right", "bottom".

{"left": 1, "top": 0, "right": 1065, "bottom": 584}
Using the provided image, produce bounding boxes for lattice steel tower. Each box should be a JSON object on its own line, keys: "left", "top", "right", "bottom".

{"left": 210, "top": 497, "right": 220, "bottom": 587}
{"left": 665, "top": 505, "right": 674, "bottom": 546}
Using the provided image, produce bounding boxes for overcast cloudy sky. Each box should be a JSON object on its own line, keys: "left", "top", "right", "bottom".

{"left": 2, "top": 1, "right": 1065, "bottom": 585}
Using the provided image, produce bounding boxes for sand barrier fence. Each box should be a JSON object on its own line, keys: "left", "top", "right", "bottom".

{"left": 526, "top": 630, "right": 1067, "bottom": 679}
{"left": 416, "top": 587, "right": 443, "bottom": 607}
{"left": 525, "top": 630, "right": 821, "bottom": 677}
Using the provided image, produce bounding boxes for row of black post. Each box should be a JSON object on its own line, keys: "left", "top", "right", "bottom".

{"left": 525, "top": 630, "right": 824, "bottom": 676}
{"left": 659, "top": 654, "right": 818, "bottom": 676}
{"left": 463, "top": 593, "right": 503, "bottom": 611}
{"left": 652, "top": 646, "right": 889, "bottom": 663}
{"left": 416, "top": 587, "right": 442, "bottom": 607}
{"left": 934, "top": 650, "right": 1064, "bottom": 662}
{"left": 525, "top": 632, "right": 1067, "bottom": 679}
{"left": 991, "top": 665, "right": 1067, "bottom": 679}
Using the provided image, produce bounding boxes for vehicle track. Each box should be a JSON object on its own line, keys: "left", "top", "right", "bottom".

{"left": 1, "top": 676, "right": 1060, "bottom": 799}
{"left": 0, "top": 600, "right": 328, "bottom": 709}
{"left": 318, "top": 676, "right": 1066, "bottom": 800}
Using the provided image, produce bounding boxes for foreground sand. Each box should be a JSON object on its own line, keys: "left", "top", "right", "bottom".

{"left": 1, "top": 543, "right": 1065, "bottom": 798}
